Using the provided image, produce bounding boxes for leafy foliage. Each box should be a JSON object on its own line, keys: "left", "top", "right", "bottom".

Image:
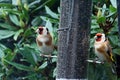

{"left": 89, "top": 0, "right": 119, "bottom": 80}
{"left": 0, "top": 0, "right": 59, "bottom": 80}
{"left": 0, "top": 0, "right": 119, "bottom": 80}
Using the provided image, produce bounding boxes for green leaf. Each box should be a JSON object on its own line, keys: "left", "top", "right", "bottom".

{"left": 41, "top": 16, "right": 59, "bottom": 23}
{"left": 91, "top": 28, "right": 103, "bottom": 34}
{"left": 0, "top": 43, "right": 7, "bottom": 50}
{"left": 4, "top": 9, "right": 20, "bottom": 15}
{"left": 0, "top": 73, "right": 4, "bottom": 78}
{"left": 108, "top": 35, "right": 119, "bottom": 46}
{"left": 113, "top": 49, "right": 120, "bottom": 55}
{"left": 43, "top": 16, "right": 59, "bottom": 23}
{"left": 109, "top": 5, "right": 117, "bottom": 12}
{"left": 31, "top": 0, "right": 51, "bottom": 13}
{"left": 106, "top": 12, "right": 116, "bottom": 18}
{"left": 4, "top": 48, "right": 16, "bottom": 61}
{"left": 110, "top": 0, "right": 117, "bottom": 8}
{"left": 40, "top": 16, "right": 47, "bottom": 21}
{"left": 97, "top": 9, "right": 102, "bottom": 18}
{"left": 0, "top": 23, "right": 17, "bottom": 30}
{"left": 57, "top": 7, "right": 60, "bottom": 13}
{"left": 0, "top": 30, "right": 15, "bottom": 40}
{"left": 9, "top": 14, "right": 20, "bottom": 26}
{"left": 32, "top": 17, "right": 42, "bottom": 26}
{"left": 0, "top": 49, "right": 4, "bottom": 58}
{"left": 19, "top": 19, "right": 25, "bottom": 27}
{"left": 19, "top": 46, "right": 38, "bottom": 66}
{"left": 45, "top": 6, "right": 58, "bottom": 19}
{"left": 52, "top": 57, "right": 57, "bottom": 63}
{"left": 22, "top": 73, "right": 37, "bottom": 80}
{"left": 3, "top": 59, "right": 32, "bottom": 71}
{"left": 111, "top": 24, "right": 118, "bottom": 32}
{"left": 0, "top": 3, "right": 15, "bottom": 8}
{"left": 14, "top": 29, "right": 23, "bottom": 41}
{"left": 102, "top": 4, "right": 106, "bottom": 16}
{"left": 91, "top": 24, "right": 99, "bottom": 29}
{"left": 0, "top": 43, "right": 7, "bottom": 58}
{"left": 53, "top": 68, "right": 57, "bottom": 77}
{"left": 12, "top": 0, "right": 18, "bottom": 5}
{"left": 45, "top": 19, "right": 53, "bottom": 32}
{"left": 38, "top": 61, "right": 47, "bottom": 69}
{"left": 97, "top": 17, "right": 106, "bottom": 24}
{"left": 28, "top": 0, "right": 41, "bottom": 8}
{"left": 24, "top": 28, "right": 32, "bottom": 37}
{"left": 20, "top": 6, "right": 29, "bottom": 23}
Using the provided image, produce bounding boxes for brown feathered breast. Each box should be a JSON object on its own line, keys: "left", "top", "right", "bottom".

{"left": 36, "top": 33, "right": 55, "bottom": 54}
{"left": 94, "top": 39, "right": 114, "bottom": 63}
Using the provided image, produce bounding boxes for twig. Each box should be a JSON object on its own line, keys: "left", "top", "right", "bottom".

{"left": 57, "top": 27, "right": 69, "bottom": 31}
{"left": 86, "top": 59, "right": 102, "bottom": 64}
{"left": 40, "top": 54, "right": 57, "bottom": 58}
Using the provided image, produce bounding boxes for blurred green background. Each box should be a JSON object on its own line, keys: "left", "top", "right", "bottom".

{"left": 0, "top": 0, "right": 59, "bottom": 80}
{"left": 89, "top": 0, "right": 119, "bottom": 80}
{"left": 0, "top": 0, "right": 119, "bottom": 80}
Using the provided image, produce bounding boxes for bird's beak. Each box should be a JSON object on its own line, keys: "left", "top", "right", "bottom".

{"left": 94, "top": 36, "right": 97, "bottom": 39}
{"left": 36, "top": 29, "right": 39, "bottom": 33}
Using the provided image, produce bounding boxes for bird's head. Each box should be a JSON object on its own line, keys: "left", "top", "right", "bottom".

{"left": 94, "top": 33, "right": 106, "bottom": 42}
{"left": 36, "top": 26, "right": 49, "bottom": 35}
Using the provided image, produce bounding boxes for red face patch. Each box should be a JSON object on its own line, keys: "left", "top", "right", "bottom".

{"left": 38, "top": 27, "right": 43, "bottom": 34}
{"left": 96, "top": 38, "right": 102, "bottom": 41}
{"left": 95, "top": 33, "right": 103, "bottom": 41}
{"left": 96, "top": 35, "right": 102, "bottom": 41}
{"left": 96, "top": 33, "right": 102, "bottom": 36}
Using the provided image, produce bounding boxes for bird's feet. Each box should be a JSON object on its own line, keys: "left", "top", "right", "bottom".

{"left": 93, "top": 57, "right": 104, "bottom": 64}
{"left": 40, "top": 54, "right": 51, "bottom": 57}
{"left": 40, "top": 54, "right": 52, "bottom": 64}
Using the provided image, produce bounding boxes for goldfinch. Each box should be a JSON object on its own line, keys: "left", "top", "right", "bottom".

{"left": 94, "top": 33, "right": 116, "bottom": 73}
{"left": 36, "top": 26, "right": 56, "bottom": 58}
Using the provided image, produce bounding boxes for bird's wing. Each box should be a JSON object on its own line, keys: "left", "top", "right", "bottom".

{"left": 104, "top": 38, "right": 114, "bottom": 62}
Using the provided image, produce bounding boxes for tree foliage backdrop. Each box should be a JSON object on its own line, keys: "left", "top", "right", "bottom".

{"left": 89, "top": 0, "right": 119, "bottom": 80}
{"left": 0, "top": 0, "right": 59, "bottom": 80}
{"left": 0, "top": 0, "right": 119, "bottom": 80}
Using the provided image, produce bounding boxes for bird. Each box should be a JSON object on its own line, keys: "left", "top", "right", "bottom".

{"left": 94, "top": 33, "right": 116, "bottom": 73}
{"left": 36, "top": 26, "right": 57, "bottom": 62}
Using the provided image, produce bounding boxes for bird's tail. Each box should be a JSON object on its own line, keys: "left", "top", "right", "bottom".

{"left": 111, "top": 61, "right": 117, "bottom": 74}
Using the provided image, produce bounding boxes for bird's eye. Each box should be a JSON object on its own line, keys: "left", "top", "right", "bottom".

{"left": 46, "top": 28, "right": 49, "bottom": 31}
